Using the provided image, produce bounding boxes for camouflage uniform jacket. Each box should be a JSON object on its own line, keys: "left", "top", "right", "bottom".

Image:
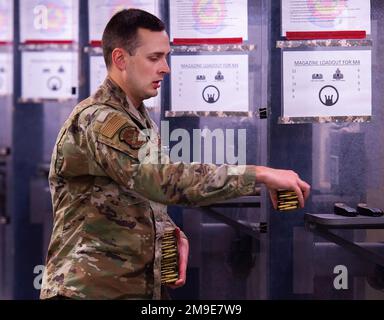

{"left": 40, "top": 77, "right": 258, "bottom": 300}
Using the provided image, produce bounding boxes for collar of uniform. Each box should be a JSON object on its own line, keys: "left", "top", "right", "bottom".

{"left": 95, "top": 77, "right": 152, "bottom": 129}
{"left": 92, "top": 77, "right": 129, "bottom": 113}
{"left": 125, "top": 96, "right": 148, "bottom": 128}
{"left": 125, "top": 92, "right": 154, "bottom": 130}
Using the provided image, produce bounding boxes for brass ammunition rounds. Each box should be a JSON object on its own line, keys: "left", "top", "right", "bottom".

{"left": 161, "top": 229, "right": 179, "bottom": 284}
{"left": 277, "top": 190, "right": 299, "bottom": 212}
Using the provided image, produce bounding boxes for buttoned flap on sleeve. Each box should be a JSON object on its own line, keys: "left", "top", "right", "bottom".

{"left": 97, "top": 113, "right": 149, "bottom": 159}
{"left": 88, "top": 111, "right": 156, "bottom": 190}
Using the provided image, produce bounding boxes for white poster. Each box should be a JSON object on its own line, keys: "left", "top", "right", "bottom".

{"left": 89, "top": 55, "right": 108, "bottom": 94}
{"left": 0, "top": 53, "right": 12, "bottom": 95}
{"left": 171, "top": 55, "right": 248, "bottom": 112}
{"left": 89, "top": 0, "right": 158, "bottom": 43}
{"left": 22, "top": 51, "right": 78, "bottom": 100}
{"left": 89, "top": 55, "right": 160, "bottom": 108}
{"left": 282, "top": 0, "right": 371, "bottom": 36}
{"left": 20, "top": 0, "right": 79, "bottom": 42}
{"left": 0, "top": 0, "right": 13, "bottom": 42}
{"left": 283, "top": 50, "right": 371, "bottom": 117}
{"left": 170, "top": 0, "right": 248, "bottom": 41}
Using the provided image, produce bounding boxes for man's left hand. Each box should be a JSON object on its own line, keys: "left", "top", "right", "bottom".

{"left": 167, "top": 227, "right": 189, "bottom": 288}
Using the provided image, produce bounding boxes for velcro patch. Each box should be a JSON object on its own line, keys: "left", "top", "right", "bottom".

{"left": 96, "top": 110, "right": 109, "bottom": 123}
{"left": 100, "top": 114, "right": 127, "bottom": 138}
{"left": 119, "top": 127, "right": 146, "bottom": 149}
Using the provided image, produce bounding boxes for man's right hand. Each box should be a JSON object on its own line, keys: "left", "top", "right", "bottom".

{"left": 255, "top": 166, "right": 311, "bottom": 209}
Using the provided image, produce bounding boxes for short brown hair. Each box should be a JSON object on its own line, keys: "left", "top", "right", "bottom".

{"left": 102, "top": 8, "right": 165, "bottom": 68}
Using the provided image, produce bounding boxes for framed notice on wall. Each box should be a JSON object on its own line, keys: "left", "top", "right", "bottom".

{"left": 0, "top": 0, "right": 13, "bottom": 43}
{"left": 281, "top": 0, "right": 371, "bottom": 37}
{"left": 0, "top": 53, "right": 12, "bottom": 95}
{"left": 88, "top": 0, "right": 159, "bottom": 44}
{"left": 169, "top": 0, "right": 248, "bottom": 43}
{"left": 89, "top": 55, "right": 108, "bottom": 94}
{"left": 171, "top": 54, "right": 249, "bottom": 112}
{"left": 21, "top": 51, "right": 78, "bottom": 100}
{"left": 282, "top": 49, "right": 371, "bottom": 122}
{"left": 20, "top": 0, "right": 79, "bottom": 43}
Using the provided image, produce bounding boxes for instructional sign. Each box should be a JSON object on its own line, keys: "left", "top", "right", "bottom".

{"left": 171, "top": 55, "right": 249, "bottom": 112}
{"left": 0, "top": 53, "right": 12, "bottom": 95}
{"left": 20, "top": 0, "right": 79, "bottom": 42}
{"left": 89, "top": 55, "right": 160, "bottom": 108}
{"left": 282, "top": 0, "right": 371, "bottom": 36}
{"left": 22, "top": 51, "right": 78, "bottom": 100}
{"left": 170, "top": 0, "right": 248, "bottom": 41}
{"left": 88, "top": 0, "right": 158, "bottom": 43}
{"left": 283, "top": 50, "right": 371, "bottom": 118}
{"left": 89, "top": 55, "right": 108, "bottom": 94}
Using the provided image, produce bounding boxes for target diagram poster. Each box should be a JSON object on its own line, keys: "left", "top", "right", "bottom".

{"left": 283, "top": 50, "right": 371, "bottom": 118}
{"left": 0, "top": 0, "right": 13, "bottom": 42}
{"left": 171, "top": 55, "right": 248, "bottom": 112}
{"left": 20, "top": 0, "right": 79, "bottom": 42}
{"left": 89, "top": 55, "right": 160, "bottom": 108}
{"left": 169, "top": 0, "right": 248, "bottom": 41}
{"left": 22, "top": 51, "right": 78, "bottom": 100}
{"left": 281, "top": 0, "right": 371, "bottom": 36}
{"left": 0, "top": 53, "right": 12, "bottom": 96}
{"left": 89, "top": 0, "right": 158, "bottom": 43}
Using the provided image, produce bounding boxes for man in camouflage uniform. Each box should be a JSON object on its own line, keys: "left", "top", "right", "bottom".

{"left": 41, "top": 9, "right": 310, "bottom": 300}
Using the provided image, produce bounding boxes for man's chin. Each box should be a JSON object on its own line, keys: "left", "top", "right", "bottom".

{"left": 144, "top": 91, "right": 158, "bottom": 100}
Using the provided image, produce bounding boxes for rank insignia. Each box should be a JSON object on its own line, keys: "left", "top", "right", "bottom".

{"left": 119, "top": 127, "right": 146, "bottom": 149}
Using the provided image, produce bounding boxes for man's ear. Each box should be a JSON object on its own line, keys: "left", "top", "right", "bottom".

{"left": 111, "top": 48, "right": 126, "bottom": 71}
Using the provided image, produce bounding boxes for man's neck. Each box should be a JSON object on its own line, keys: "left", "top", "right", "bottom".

{"left": 108, "top": 73, "right": 141, "bottom": 109}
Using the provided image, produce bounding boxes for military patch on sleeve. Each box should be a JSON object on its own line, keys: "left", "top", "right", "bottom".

{"left": 96, "top": 110, "right": 109, "bottom": 123}
{"left": 100, "top": 114, "right": 127, "bottom": 138}
{"left": 119, "top": 127, "right": 146, "bottom": 149}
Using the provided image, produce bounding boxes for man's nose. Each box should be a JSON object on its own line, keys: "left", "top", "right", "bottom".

{"left": 159, "top": 58, "right": 170, "bottom": 74}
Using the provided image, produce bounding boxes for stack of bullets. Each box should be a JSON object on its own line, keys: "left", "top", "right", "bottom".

{"left": 277, "top": 190, "right": 299, "bottom": 211}
{"left": 161, "top": 230, "right": 179, "bottom": 284}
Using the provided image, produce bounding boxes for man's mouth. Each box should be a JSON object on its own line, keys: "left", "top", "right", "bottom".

{"left": 152, "top": 80, "right": 161, "bottom": 89}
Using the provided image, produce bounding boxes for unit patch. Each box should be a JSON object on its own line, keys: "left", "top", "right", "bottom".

{"left": 119, "top": 127, "right": 146, "bottom": 149}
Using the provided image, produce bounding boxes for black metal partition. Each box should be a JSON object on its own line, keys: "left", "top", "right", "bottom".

{"left": 162, "top": 0, "right": 270, "bottom": 299}
{"left": 270, "top": 0, "right": 384, "bottom": 299}
{"left": 0, "top": 6, "right": 13, "bottom": 299}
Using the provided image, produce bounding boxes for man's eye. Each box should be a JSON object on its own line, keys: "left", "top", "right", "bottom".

{"left": 149, "top": 57, "right": 159, "bottom": 61}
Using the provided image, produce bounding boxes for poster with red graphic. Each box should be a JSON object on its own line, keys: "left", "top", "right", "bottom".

{"left": 170, "top": 0, "right": 248, "bottom": 42}
{"left": 0, "top": 0, "right": 13, "bottom": 42}
{"left": 20, "top": 0, "right": 79, "bottom": 43}
{"left": 88, "top": 0, "right": 159, "bottom": 44}
{"left": 281, "top": 0, "right": 371, "bottom": 36}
